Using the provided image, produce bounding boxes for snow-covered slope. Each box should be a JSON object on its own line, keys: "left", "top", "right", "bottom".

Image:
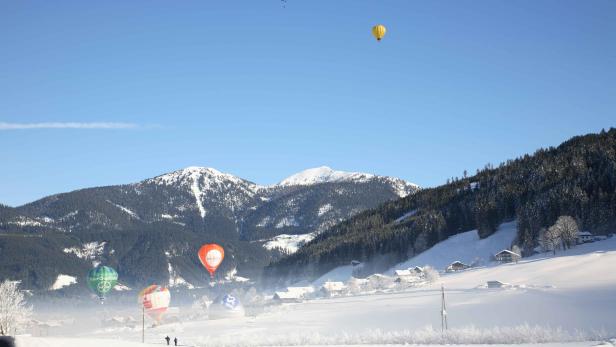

{"left": 311, "top": 221, "right": 518, "bottom": 285}
{"left": 49, "top": 274, "right": 77, "bottom": 290}
{"left": 279, "top": 166, "right": 375, "bottom": 186}
{"left": 440, "top": 236, "right": 616, "bottom": 290}
{"left": 145, "top": 166, "right": 261, "bottom": 219}
{"left": 263, "top": 233, "right": 316, "bottom": 253}
{"left": 389, "top": 221, "right": 518, "bottom": 272}
{"left": 278, "top": 166, "right": 418, "bottom": 197}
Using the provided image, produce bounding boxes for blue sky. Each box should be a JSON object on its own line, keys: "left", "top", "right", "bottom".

{"left": 1, "top": 0, "right": 615, "bottom": 206}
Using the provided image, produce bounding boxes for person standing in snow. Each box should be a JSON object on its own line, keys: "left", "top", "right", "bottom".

{"left": 174, "top": 337, "right": 178, "bottom": 346}
{"left": 165, "top": 336, "right": 170, "bottom": 345}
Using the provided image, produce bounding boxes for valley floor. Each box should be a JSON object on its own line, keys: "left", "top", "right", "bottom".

{"left": 17, "top": 238, "right": 616, "bottom": 347}
{"left": 14, "top": 338, "right": 603, "bottom": 347}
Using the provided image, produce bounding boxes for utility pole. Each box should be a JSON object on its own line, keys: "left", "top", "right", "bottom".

{"left": 142, "top": 305, "right": 145, "bottom": 343}
{"left": 441, "top": 284, "right": 448, "bottom": 333}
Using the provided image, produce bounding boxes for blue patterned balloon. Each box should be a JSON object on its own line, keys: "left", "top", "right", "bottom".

{"left": 222, "top": 294, "right": 239, "bottom": 309}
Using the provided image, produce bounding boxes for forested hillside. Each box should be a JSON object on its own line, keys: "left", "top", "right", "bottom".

{"left": 0, "top": 167, "right": 416, "bottom": 290}
{"left": 266, "top": 129, "right": 616, "bottom": 282}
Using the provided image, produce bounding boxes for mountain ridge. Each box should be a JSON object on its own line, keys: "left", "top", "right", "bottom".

{"left": 0, "top": 166, "right": 419, "bottom": 290}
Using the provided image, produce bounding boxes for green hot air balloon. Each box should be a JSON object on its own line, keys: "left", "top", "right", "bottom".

{"left": 87, "top": 265, "right": 118, "bottom": 302}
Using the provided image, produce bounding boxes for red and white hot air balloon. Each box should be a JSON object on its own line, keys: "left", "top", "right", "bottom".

{"left": 198, "top": 243, "right": 225, "bottom": 279}
{"left": 138, "top": 285, "right": 171, "bottom": 323}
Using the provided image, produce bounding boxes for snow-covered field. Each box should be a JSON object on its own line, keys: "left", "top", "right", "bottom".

{"left": 16, "top": 235, "right": 616, "bottom": 347}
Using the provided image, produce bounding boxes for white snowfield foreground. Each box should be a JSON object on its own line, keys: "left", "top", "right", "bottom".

{"left": 18, "top": 238, "right": 616, "bottom": 347}
{"left": 14, "top": 337, "right": 600, "bottom": 347}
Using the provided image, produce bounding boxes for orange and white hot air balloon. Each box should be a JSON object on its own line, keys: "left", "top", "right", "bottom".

{"left": 198, "top": 243, "right": 225, "bottom": 279}
{"left": 138, "top": 285, "right": 171, "bottom": 323}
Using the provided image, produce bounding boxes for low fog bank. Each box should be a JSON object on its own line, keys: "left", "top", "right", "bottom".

{"left": 12, "top": 237, "right": 616, "bottom": 346}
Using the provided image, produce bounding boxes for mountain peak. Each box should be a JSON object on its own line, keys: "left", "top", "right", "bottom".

{"left": 278, "top": 166, "right": 376, "bottom": 186}
{"left": 146, "top": 166, "right": 250, "bottom": 187}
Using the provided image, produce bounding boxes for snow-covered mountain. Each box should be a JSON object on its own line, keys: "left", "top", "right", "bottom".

{"left": 143, "top": 166, "right": 263, "bottom": 220}
{"left": 279, "top": 166, "right": 373, "bottom": 186}
{"left": 0, "top": 166, "right": 418, "bottom": 289}
{"left": 279, "top": 166, "right": 417, "bottom": 197}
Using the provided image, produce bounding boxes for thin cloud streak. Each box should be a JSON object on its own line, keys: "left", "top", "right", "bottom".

{"left": 0, "top": 122, "right": 139, "bottom": 130}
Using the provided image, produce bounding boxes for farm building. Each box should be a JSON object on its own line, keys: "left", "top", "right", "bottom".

{"left": 346, "top": 277, "right": 369, "bottom": 293}
{"left": 487, "top": 280, "right": 509, "bottom": 288}
{"left": 273, "top": 291, "right": 303, "bottom": 303}
{"left": 495, "top": 249, "right": 521, "bottom": 263}
{"left": 394, "top": 269, "right": 412, "bottom": 277}
{"left": 320, "top": 281, "right": 347, "bottom": 297}
{"left": 577, "top": 231, "right": 594, "bottom": 244}
{"left": 273, "top": 286, "right": 315, "bottom": 303}
{"left": 394, "top": 269, "right": 421, "bottom": 283}
{"left": 366, "top": 274, "right": 395, "bottom": 290}
{"left": 446, "top": 261, "right": 470, "bottom": 272}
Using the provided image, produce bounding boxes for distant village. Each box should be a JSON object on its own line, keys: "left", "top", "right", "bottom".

{"left": 273, "top": 230, "right": 613, "bottom": 303}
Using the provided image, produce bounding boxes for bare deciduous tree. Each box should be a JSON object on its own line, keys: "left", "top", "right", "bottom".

{"left": 0, "top": 280, "right": 32, "bottom": 336}
{"left": 423, "top": 266, "right": 440, "bottom": 283}
{"left": 540, "top": 226, "right": 561, "bottom": 255}
{"left": 540, "top": 216, "right": 580, "bottom": 255}
{"left": 554, "top": 216, "right": 579, "bottom": 249}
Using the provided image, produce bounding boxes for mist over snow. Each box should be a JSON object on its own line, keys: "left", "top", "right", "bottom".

{"left": 16, "top": 227, "right": 616, "bottom": 347}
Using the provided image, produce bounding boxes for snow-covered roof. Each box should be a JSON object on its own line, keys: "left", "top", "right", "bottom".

{"left": 286, "top": 286, "right": 315, "bottom": 295}
{"left": 495, "top": 249, "right": 521, "bottom": 257}
{"left": 321, "top": 281, "right": 346, "bottom": 292}
{"left": 487, "top": 280, "right": 507, "bottom": 285}
{"left": 577, "top": 231, "right": 593, "bottom": 236}
{"left": 274, "top": 291, "right": 303, "bottom": 299}
{"left": 394, "top": 269, "right": 412, "bottom": 276}
{"left": 449, "top": 261, "right": 469, "bottom": 266}
{"left": 486, "top": 280, "right": 509, "bottom": 288}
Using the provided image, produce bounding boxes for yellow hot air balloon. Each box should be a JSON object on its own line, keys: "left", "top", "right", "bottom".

{"left": 372, "top": 24, "right": 387, "bottom": 41}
